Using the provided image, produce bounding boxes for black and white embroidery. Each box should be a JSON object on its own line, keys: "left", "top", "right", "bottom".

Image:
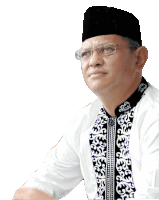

{"left": 116, "top": 108, "right": 136, "bottom": 199}
{"left": 138, "top": 83, "right": 148, "bottom": 93}
{"left": 119, "top": 102, "right": 131, "bottom": 113}
{"left": 89, "top": 108, "right": 108, "bottom": 199}
{"left": 89, "top": 77, "right": 149, "bottom": 200}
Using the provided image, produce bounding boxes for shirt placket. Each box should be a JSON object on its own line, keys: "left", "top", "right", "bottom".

{"left": 106, "top": 117, "right": 116, "bottom": 200}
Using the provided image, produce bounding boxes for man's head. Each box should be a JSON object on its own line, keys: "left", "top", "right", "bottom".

{"left": 76, "top": 6, "right": 148, "bottom": 96}
{"left": 80, "top": 34, "right": 148, "bottom": 94}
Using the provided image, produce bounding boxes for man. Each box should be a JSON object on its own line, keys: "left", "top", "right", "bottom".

{"left": 13, "top": 6, "right": 159, "bottom": 200}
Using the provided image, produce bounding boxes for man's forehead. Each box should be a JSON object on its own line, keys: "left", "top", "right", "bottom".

{"left": 82, "top": 34, "right": 126, "bottom": 48}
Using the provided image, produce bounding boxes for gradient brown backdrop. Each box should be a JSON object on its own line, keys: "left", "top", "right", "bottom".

{"left": 0, "top": 0, "right": 159, "bottom": 200}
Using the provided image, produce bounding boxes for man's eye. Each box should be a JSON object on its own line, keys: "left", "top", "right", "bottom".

{"left": 99, "top": 46, "right": 114, "bottom": 54}
{"left": 103, "top": 47, "right": 113, "bottom": 51}
{"left": 81, "top": 51, "right": 90, "bottom": 57}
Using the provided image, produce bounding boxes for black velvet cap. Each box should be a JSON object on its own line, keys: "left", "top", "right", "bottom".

{"left": 82, "top": 6, "right": 142, "bottom": 45}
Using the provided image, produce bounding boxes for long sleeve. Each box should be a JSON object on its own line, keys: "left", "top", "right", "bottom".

{"left": 22, "top": 116, "right": 84, "bottom": 199}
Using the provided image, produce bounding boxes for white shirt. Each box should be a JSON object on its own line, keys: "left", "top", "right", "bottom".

{"left": 23, "top": 77, "right": 159, "bottom": 199}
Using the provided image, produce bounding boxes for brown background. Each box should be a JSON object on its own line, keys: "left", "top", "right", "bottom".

{"left": 0, "top": 0, "right": 159, "bottom": 200}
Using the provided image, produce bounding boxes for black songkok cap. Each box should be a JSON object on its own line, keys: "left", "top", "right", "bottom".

{"left": 82, "top": 6, "right": 142, "bottom": 45}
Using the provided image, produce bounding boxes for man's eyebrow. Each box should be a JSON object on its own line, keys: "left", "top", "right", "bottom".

{"left": 82, "top": 42, "right": 112, "bottom": 49}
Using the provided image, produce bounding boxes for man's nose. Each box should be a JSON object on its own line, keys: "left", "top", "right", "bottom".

{"left": 89, "top": 50, "right": 103, "bottom": 67}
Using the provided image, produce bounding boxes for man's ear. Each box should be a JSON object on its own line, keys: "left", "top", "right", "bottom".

{"left": 134, "top": 46, "right": 148, "bottom": 72}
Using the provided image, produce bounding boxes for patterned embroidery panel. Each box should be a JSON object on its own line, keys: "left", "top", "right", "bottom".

{"left": 89, "top": 107, "right": 108, "bottom": 200}
{"left": 116, "top": 108, "right": 136, "bottom": 200}
{"left": 89, "top": 76, "right": 149, "bottom": 200}
{"left": 89, "top": 107, "right": 136, "bottom": 200}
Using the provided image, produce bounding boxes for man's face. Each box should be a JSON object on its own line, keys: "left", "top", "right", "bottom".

{"left": 81, "top": 34, "right": 138, "bottom": 94}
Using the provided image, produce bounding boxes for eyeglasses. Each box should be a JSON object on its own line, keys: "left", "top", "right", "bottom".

{"left": 75, "top": 43, "right": 135, "bottom": 61}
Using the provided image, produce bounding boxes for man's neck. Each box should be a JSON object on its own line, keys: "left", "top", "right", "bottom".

{"left": 95, "top": 76, "right": 142, "bottom": 117}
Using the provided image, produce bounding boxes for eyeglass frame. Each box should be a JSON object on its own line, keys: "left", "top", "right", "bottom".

{"left": 75, "top": 42, "right": 136, "bottom": 61}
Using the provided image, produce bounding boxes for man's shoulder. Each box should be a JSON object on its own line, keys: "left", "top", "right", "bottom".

{"left": 75, "top": 98, "right": 102, "bottom": 115}
{"left": 70, "top": 98, "right": 102, "bottom": 124}
{"left": 143, "top": 83, "right": 159, "bottom": 111}
{"left": 133, "top": 83, "right": 159, "bottom": 144}
{"left": 134, "top": 84, "right": 159, "bottom": 130}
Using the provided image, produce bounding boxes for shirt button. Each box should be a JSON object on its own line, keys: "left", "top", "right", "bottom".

{"left": 109, "top": 118, "right": 115, "bottom": 126}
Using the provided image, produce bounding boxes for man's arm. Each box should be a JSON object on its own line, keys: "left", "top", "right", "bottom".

{"left": 13, "top": 114, "right": 83, "bottom": 200}
{"left": 13, "top": 187, "right": 57, "bottom": 200}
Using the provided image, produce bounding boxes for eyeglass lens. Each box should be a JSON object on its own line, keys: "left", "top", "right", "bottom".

{"left": 80, "top": 44, "right": 116, "bottom": 60}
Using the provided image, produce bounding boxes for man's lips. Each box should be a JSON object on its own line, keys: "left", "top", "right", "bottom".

{"left": 89, "top": 71, "right": 107, "bottom": 76}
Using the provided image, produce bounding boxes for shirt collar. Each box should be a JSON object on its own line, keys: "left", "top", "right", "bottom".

{"left": 104, "top": 76, "right": 149, "bottom": 117}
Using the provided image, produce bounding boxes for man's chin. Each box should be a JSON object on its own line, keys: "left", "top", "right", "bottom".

{"left": 89, "top": 86, "right": 108, "bottom": 94}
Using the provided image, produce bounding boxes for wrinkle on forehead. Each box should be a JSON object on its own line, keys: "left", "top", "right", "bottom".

{"left": 82, "top": 34, "right": 127, "bottom": 49}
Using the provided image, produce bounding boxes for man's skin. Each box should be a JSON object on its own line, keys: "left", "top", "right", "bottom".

{"left": 81, "top": 34, "right": 148, "bottom": 117}
{"left": 13, "top": 34, "right": 148, "bottom": 199}
{"left": 13, "top": 187, "right": 57, "bottom": 199}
